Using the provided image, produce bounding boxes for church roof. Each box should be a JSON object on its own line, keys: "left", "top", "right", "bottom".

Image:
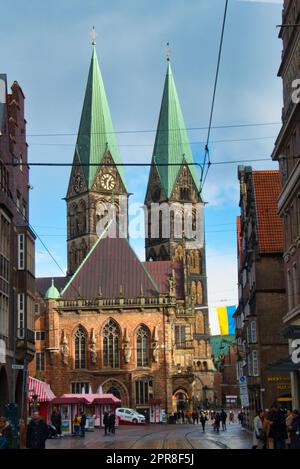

{"left": 144, "top": 260, "right": 184, "bottom": 298}
{"left": 36, "top": 276, "right": 69, "bottom": 297}
{"left": 61, "top": 228, "right": 160, "bottom": 300}
{"left": 74, "top": 46, "right": 127, "bottom": 189}
{"left": 151, "top": 62, "right": 200, "bottom": 198}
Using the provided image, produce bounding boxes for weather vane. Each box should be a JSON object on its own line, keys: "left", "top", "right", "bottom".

{"left": 166, "top": 42, "right": 171, "bottom": 62}
{"left": 90, "top": 26, "right": 97, "bottom": 46}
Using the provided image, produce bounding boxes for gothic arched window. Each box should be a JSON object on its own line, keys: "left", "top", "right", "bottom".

{"left": 78, "top": 200, "right": 87, "bottom": 235}
{"left": 103, "top": 320, "right": 120, "bottom": 368}
{"left": 74, "top": 327, "right": 86, "bottom": 369}
{"left": 136, "top": 326, "right": 149, "bottom": 367}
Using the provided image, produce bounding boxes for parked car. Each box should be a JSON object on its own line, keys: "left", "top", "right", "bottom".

{"left": 116, "top": 408, "right": 146, "bottom": 424}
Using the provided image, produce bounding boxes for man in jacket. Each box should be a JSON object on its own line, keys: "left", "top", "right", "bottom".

{"left": 26, "top": 411, "right": 49, "bottom": 449}
{"left": 0, "top": 417, "right": 13, "bottom": 449}
{"left": 108, "top": 412, "right": 116, "bottom": 435}
{"left": 268, "top": 405, "right": 287, "bottom": 450}
{"left": 103, "top": 411, "right": 110, "bottom": 436}
{"left": 80, "top": 412, "right": 87, "bottom": 437}
{"left": 290, "top": 410, "right": 300, "bottom": 449}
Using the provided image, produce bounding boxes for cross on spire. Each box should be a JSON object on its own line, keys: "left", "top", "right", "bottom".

{"left": 166, "top": 42, "right": 171, "bottom": 62}
{"left": 90, "top": 26, "right": 97, "bottom": 46}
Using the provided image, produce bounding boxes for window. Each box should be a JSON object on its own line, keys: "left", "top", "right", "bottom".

{"left": 36, "top": 352, "right": 45, "bottom": 371}
{"left": 175, "top": 325, "right": 186, "bottom": 349}
{"left": 250, "top": 321, "right": 257, "bottom": 343}
{"left": 19, "top": 155, "right": 23, "bottom": 172}
{"left": 35, "top": 330, "right": 46, "bottom": 341}
{"left": 18, "top": 234, "right": 25, "bottom": 270}
{"left": 17, "top": 293, "right": 25, "bottom": 339}
{"left": 71, "top": 382, "right": 90, "bottom": 394}
{"left": 252, "top": 350, "right": 259, "bottom": 377}
{"left": 34, "top": 303, "right": 40, "bottom": 315}
{"left": 135, "top": 380, "right": 153, "bottom": 405}
{"left": 136, "top": 326, "right": 149, "bottom": 367}
{"left": 103, "top": 319, "right": 120, "bottom": 368}
{"left": 74, "top": 327, "right": 86, "bottom": 369}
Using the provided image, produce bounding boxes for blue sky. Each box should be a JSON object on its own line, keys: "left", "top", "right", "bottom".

{"left": 1, "top": 0, "right": 283, "bottom": 333}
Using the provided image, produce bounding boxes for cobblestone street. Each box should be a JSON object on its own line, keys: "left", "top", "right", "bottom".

{"left": 46, "top": 422, "right": 252, "bottom": 450}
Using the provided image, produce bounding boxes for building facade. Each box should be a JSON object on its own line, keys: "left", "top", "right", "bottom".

{"left": 235, "top": 167, "right": 291, "bottom": 428}
{"left": 0, "top": 75, "right": 36, "bottom": 417}
{"left": 29, "top": 45, "right": 215, "bottom": 417}
{"left": 272, "top": 0, "right": 300, "bottom": 410}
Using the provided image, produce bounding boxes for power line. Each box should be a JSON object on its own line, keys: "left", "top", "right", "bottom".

{"left": 3, "top": 156, "right": 276, "bottom": 167}
{"left": 3, "top": 121, "right": 280, "bottom": 139}
{"left": 201, "top": 0, "right": 229, "bottom": 191}
{"left": 26, "top": 135, "right": 277, "bottom": 148}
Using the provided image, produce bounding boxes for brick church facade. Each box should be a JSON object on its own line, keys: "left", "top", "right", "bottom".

{"left": 29, "top": 44, "right": 215, "bottom": 416}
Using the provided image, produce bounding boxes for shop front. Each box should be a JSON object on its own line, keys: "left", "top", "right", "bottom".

{"left": 51, "top": 393, "right": 121, "bottom": 435}
{"left": 28, "top": 377, "right": 56, "bottom": 422}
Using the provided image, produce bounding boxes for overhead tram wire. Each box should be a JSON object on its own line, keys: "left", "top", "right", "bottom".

{"left": 201, "top": 0, "right": 229, "bottom": 192}
{"left": 5, "top": 156, "right": 276, "bottom": 167}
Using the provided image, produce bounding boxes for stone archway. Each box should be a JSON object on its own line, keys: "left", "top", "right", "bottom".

{"left": 101, "top": 379, "right": 129, "bottom": 407}
{"left": 0, "top": 366, "right": 9, "bottom": 415}
{"left": 173, "top": 389, "right": 189, "bottom": 413}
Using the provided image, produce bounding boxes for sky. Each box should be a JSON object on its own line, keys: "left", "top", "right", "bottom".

{"left": 1, "top": 0, "right": 283, "bottom": 334}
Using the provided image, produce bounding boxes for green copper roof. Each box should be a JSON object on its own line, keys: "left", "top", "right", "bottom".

{"left": 44, "top": 279, "right": 61, "bottom": 300}
{"left": 75, "top": 46, "right": 127, "bottom": 189}
{"left": 152, "top": 62, "right": 200, "bottom": 198}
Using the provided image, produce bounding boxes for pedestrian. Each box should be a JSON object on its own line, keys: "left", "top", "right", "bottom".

{"left": 289, "top": 410, "right": 300, "bottom": 449}
{"left": 220, "top": 409, "right": 227, "bottom": 431}
{"left": 0, "top": 416, "right": 13, "bottom": 449}
{"left": 214, "top": 412, "right": 221, "bottom": 433}
{"left": 192, "top": 411, "right": 196, "bottom": 425}
{"left": 80, "top": 412, "right": 87, "bottom": 437}
{"left": 200, "top": 413, "right": 207, "bottom": 433}
{"left": 108, "top": 412, "right": 116, "bottom": 435}
{"left": 73, "top": 414, "right": 81, "bottom": 436}
{"left": 252, "top": 410, "right": 266, "bottom": 449}
{"left": 268, "top": 405, "right": 287, "bottom": 450}
{"left": 173, "top": 412, "right": 177, "bottom": 424}
{"left": 103, "top": 411, "right": 110, "bottom": 436}
{"left": 26, "top": 410, "right": 49, "bottom": 449}
{"left": 286, "top": 409, "right": 293, "bottom": 449}
{"left": 229, "top": 410, "right": 234, "bottom": 424}
{"left": 195, "top": 411, "right": 199, "bottom": 425}
{"left": 50, "top": 409, "right": 61, "bottom": 438}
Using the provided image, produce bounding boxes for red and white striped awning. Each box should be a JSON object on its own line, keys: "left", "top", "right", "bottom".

{"left": 28, "top": 377, "right": 56, "bottom": 402}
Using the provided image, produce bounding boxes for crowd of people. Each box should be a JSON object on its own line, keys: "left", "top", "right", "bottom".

{"left": 252, "top": 405, "right": 300, "bottom": 450}
{"left": 172, "top": 408, "right": 236, "bottom": 432}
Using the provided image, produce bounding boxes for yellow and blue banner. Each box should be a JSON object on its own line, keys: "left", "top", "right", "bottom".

{"left": 216, "top": 305, "right": 236, "bottom": 336}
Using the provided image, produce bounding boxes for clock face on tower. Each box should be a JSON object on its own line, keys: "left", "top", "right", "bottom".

{"left": 100, "top": 173, "right": 115, "bottom": 190}
{"left": 73, "top": 174, "right": 84, "bottom": 193}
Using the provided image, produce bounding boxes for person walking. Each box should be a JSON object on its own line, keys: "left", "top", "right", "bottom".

{"left": 215, "top": 412, "right": 221, "bottom": 433}
{"left": 286, "top": 409, "right": 294, "bottom": 449}
{"left": 252, "top": 410, "right": 266, "bottom": 450}
{"left": 103, "top": 411, "right": 110, "bottom": 436}
{"left": 195, "top": 411, "right": 199, "bottom": 425}
{"left": 0, "top": 417, "right": 13, "bottom": 449}
{"left": 192, "top": 411, "right": 196, "bottom": 425}
{"left": 200, "top": 413, "right": 207, "bottom": 433}
{"left": 73, "top": 414, "right": 81, "bottom": 436}
{"left": 268, "top": 405, "right": 287, "bottom": 450}
{"left": 229, "top": 410, "right": 234, "bottom": 424}
{"left": 108, "top": 412, "right": 116, "bottom": 435}
{"left": 220, "top": 409, "right": 227, "bottom": 431}
{"left": 26, "top": 410, "right": 49, "bottom": 449}
{"left": 289, "top": 410, "right": 300, "bottom": 449}
{"left": 80, "top": 412, "right": 87, "bottom": 437}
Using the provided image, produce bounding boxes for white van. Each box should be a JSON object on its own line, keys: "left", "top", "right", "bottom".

{"left": 116, "top": 408, "right": 146, "bottom": 424}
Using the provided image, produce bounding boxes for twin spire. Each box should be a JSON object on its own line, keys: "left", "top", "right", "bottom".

{"left": 74, "top": 38, "right": 198, "bottom": 195}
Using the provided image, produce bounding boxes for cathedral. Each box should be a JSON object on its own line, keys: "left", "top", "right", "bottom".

{"left": 29, "top": 43, "right": 215, "bottom": 416}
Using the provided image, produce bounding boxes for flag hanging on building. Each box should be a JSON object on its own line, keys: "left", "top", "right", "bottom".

{"left": 216, "top": 305, "right": 236, "bottom": 336}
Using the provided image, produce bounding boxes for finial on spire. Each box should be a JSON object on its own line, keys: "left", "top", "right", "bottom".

{"left": 90, "top": 26, "right": 97, "bottom": 46}
{"left": 166, "top": 42, "right": 171, "bottom": 62}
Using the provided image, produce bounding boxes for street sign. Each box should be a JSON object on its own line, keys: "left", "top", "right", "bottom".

{"left": 12, "top": 364, "right": 24, "bottom": 370}
{"left": 239, "top": 376, "right": 247, "bottom": 385}
{"left": 239, "top": 376, "right": 249, "bottom": 407}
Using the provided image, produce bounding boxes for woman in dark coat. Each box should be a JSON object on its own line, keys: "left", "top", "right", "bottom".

{"left": 26, "top": 411, "right": 49, "bottom": 449}
{"left": 0, "top": 417, "right": 13, "bottom": 449}
{"left": 290, "top": 410, "right": 300, "bottom": 449}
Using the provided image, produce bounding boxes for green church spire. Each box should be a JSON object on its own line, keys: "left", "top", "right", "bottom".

{"left": 152, "top": 62, "right": 199, "bottom": 198}
{"left": 74, "top": 45, "right": 127, "bottom": 189}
